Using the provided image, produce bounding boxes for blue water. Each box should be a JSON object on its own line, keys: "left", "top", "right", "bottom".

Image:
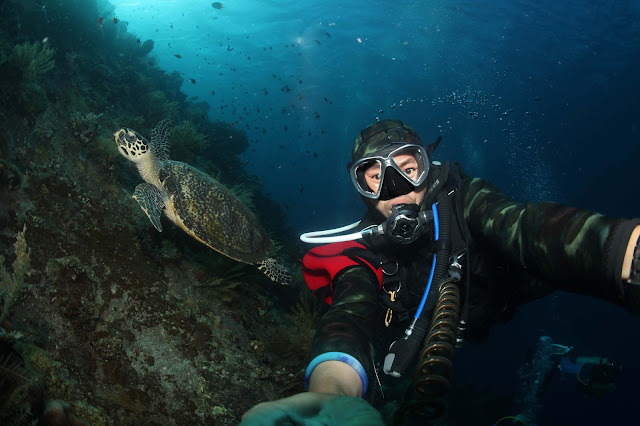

{"left": 108, "top": 0, "right": 640, "bottom": 232}
{"left": 106, "top": 0, "right": 640, "bottom": 423}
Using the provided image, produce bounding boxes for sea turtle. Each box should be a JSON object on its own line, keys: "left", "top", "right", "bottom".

{"left": 114, "top": 120, "right": 291, "bottom": 285}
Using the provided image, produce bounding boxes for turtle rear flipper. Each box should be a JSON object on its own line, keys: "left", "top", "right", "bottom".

{"left": 258, "top": 258, "right": 292, "bottom": 285}
{"left": 133, "top": 183, "right": 165, "bottom": 232}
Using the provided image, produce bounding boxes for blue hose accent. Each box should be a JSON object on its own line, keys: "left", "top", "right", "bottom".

{"left": 413, "top": 203, "right": 440, "bottom": 320}
{"left": 432, "top": 201, "right": 440, "bottom": 240}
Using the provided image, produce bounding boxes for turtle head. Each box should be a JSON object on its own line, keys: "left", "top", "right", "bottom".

{"left": 114, "top": 128, "right": 150, "bottom": 164}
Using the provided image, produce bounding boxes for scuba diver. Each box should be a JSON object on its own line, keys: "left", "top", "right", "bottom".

{"left": 241, "top": 119, "right": 640, "bottom": 425}
{"left": 495, "top": 336, "right": 622, "bottom": 425}
{"left": 542, "top": 337, "right": 621, "bottom": 399}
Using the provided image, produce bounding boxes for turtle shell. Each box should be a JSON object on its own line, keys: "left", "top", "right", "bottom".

{"left": 160, "top": 161, "right": 272, "bottom": 264}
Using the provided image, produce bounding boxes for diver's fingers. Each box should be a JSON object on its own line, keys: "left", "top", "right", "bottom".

{"left": 241, "top": 393, "right": 385, "bottom": 426}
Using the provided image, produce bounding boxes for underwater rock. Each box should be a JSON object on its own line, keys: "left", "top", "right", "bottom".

{"left": 139, "top": 39, "right": 154, "bottom": 56}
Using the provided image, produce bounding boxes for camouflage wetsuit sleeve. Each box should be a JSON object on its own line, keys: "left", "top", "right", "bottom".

{"left": 308, "top": 267, "right": 379, "bottom": 393}
{"left": 459, "top": 177, "right": 640, "bottom": 307}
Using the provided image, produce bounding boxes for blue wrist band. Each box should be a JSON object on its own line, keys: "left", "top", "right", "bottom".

{"left": 304, "top": 351, "right": 368, "bottom": 395}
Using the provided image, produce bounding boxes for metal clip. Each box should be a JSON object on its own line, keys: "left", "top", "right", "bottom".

{"left": 385, "top": 290, "right": 396, "bottom": 327}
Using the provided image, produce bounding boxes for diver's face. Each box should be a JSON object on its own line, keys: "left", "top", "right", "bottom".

{"left": 363, "top": 152, "right": 426, "bottom": 218}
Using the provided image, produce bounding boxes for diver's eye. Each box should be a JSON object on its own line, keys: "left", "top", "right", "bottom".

{"left": 404, "top": 167, "right": 415, "bottom": 176}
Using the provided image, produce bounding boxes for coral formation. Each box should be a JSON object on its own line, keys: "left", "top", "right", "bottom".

{"left": 8, "top": 40, "right": 55, "bottom": 83}
{"left": 69, "top": 111, "right": 103, "bottom": 143}
{"left": 0, "top": 225, "right": 30, "bottom": 328}
{"left": 170, "top": 120, "right": 208, "bottom": 164}
{"left": 0, "top": 161, "right": 22, "bottom": 230}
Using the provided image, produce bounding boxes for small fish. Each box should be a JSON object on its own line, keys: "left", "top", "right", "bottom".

{"left": 211, "top": 90, "right": 215, "bottom": 96}
{"left": 211, "top": 2, "right": 224, "bottom": 9}
{"left": 136, "top": 39, "right": 140, "bottom": 44}
{"left": 98, "top": 17, "right": 104, "bottom": 27}
{"left": 113, "top": 17, "right": 118, "bottom": 24}
{"left": 189, "top": 78, "right": 196, "bottom": 84}
{"left": 174, "top": 54, "right": 182, "bottom": 58}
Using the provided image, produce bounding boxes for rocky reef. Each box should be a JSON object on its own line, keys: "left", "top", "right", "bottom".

{"left": 0, "top": 1, "right": 319, "bottom": 424}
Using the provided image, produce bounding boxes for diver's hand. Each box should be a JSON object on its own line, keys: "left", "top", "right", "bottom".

{"left": 240, "top": 392, "right": 385, "bottom": 425}
{"left": 240, "top": 392, "right": 335, "bottom": 425}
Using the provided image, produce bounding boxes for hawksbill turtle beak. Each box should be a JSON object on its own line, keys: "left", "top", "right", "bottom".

{"left": 113, "top": 128, "right": 126, "bottom": 146}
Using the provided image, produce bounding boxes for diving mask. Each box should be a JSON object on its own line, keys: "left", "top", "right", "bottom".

{"left": 349, "top": 144, "right": 429, "bottom": 200}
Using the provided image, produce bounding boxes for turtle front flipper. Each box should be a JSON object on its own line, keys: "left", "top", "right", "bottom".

{"left": 133, "top": 183, "right": 165, "bottom": 232}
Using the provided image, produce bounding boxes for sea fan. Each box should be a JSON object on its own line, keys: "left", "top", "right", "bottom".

{"left": 0, "top": 352, "right": 33, "bottom": 386}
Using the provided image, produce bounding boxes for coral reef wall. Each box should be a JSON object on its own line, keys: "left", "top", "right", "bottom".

{"left": 0, "top": 1, "right": 318, "bottom": 424}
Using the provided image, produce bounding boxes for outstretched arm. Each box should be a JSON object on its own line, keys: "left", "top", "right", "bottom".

{"left": 241, "top": 266, "right": 382, "bottom": 425}
{"left": 622, "top": 225, "right": 640, "bottom": 280}
{"left": 460, "top": 177, "right": 640, "bottom": 309}
{"left": 308, "top": 360, "right": 363, "bottom": 396}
